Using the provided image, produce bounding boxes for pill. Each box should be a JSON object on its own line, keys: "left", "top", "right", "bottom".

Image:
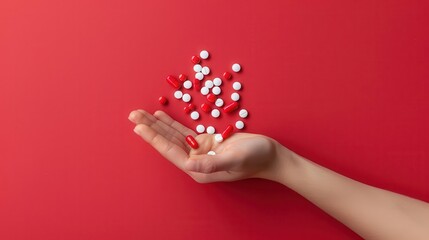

{"left": 214, "top": 134, "right": 223, "bottom": 143}
{"left": 191, "top": 55, "right": 201, "bottom": 64}
{"left": 215, "top": 98, "right": 224, "bottom": 107}
{"left": 207, "top": 151, "right": 216, "bottom": 155}
{"left": 201, "top": 66, "right": 210, "bottom": 75}
{"left": 174, "top": 90, "right": 183, "bottom": 99}
{"left": 184, "top": 106, "right": 191, "bottom": 114}
{"left": 200, "top": 87, "right": 209, "bottom": 95}
{"left": 206, "top": 126, "right": 215, "bottom": 134}
{"left": 166, "top": 75, "right": 181, "bottom": 89}
{"left": 190, "top": 111, "right": 200, "bottom": 120}
{"left": 221, "top": 124, "right": 234, "bottom": 139}
{"left": 185, "top": 135, "right": 199, "bottom": 149}
{"left": 223, "top": 101, "right": 239, "bottom": 113}
{"left": 200, "top": 50, "right": 209, "bottom": 59}
{"left": 158, "top": 96, "right": 168, "bottom": 105}
{"left": 193, "top": 79, "right": 202, "bottom": 91}
{"left": 193, "top": 64, "right": 202, "bottom": 72}
{"left": 239, "top": 109, "right": 248, "bottom": 118}
{"left": 211, "top": 109, "right": 220, "bottom": 118}
{"left": 212, "top": 86, "right": 221, "bottom": 95}
{"left": 201, "top": 103, "right": 212, "bottom": 113}
{"left": 213, "top": 77, "right": 222, "bottom": 86}
{"left": 206, "top": 93, "right": 216, "bottom": 103}
{"left": 188, "top": 103, "right": 196, "bottom": 111}
{"left": 196, "top": 124, "right": 205, "bottom": 133}
{"left": 232, "top": 63, "right": 241, "bottom": 72}
{"left": 195, "top": 72, "right": 204, "bottom": 80}
{"left": 231, "top": 92, "right": 240, "bottom": 101}
{"left": 223, "top": 72, "right": 232, "bottom": 80}
{"left": 178, "top": 74, "right": 187, "bottom": 82}
{"left": 184, "top": 103, "right": 196, "bottom": 114}
{"left": 182, "top": 93, "right": 191, "bottom": 102}
{"left": 235, "top": 120, "right": 245, "bottom": 129}
{"left": 205, "top": 80, "right": 214, "bottom": 88}
{"left": 183, "top": 80, "right": 193, "bottom": 89}
{"left": 232, "top": 82, "right": 242, "bottom": 90}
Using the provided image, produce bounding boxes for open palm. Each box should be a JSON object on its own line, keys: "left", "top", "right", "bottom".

{"left": 129, "top": 110, "right": 278, "bottom": 183}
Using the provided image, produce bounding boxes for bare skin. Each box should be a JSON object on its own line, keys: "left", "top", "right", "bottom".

{"left": 129, "top": 109, "right": 429, "bottom": 240}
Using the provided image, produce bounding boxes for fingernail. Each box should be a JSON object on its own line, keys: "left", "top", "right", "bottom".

{"left": 128, "top": 112, "right": 136, "bottom": 122}
{"left": 133, "top": 126, "right": 140, "bottom": 134}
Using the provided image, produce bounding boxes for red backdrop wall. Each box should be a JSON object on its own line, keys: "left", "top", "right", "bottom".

{"left": 1, "top": 0, "right": 428, "bottom": 239}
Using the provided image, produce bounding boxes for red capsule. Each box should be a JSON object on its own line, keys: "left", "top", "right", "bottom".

{"left": 166, "top": 75, "right": 181, "bottom": 89}
{"left": 223, "top": 72, "right": 232, "bottom": 80}
{"left": 206, "top": 93, "right": 216, "bottom": 103}
{"left": 201, "top": 103, "right": 212, "bottom": 113}
{"left": 223, "top": 101, "right": 239, "bottom": 113}
{"left": 184, "top": 106, "right": 191, "bottom": 114}
{"left": 221, "top": 125, "right": 234, "bottom": 139}
{"left": 193, "top": 79, "right": 202, "bottom": 91}
{"left": 185, "top": 135, "right": 199, "bottom": 149}
{"left": 158, "top": 96, "right": 168, "bottom": 105}
{"left": 191, "top": 55, "right": 201, "bottom": 64}
{"left": 178, "top": 74, "right": 187, "bottom": 82}
{"left": 188, "top": 103, "right": 196, "bottom": 111}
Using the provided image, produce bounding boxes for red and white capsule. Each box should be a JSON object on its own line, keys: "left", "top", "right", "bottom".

{"left": 185, "top": 135, "right": 199, "bottom": 149}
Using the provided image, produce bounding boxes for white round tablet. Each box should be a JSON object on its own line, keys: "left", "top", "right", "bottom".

{"left": 232, "top": 63, "right": 241, "bottom": 72}
{"left": 231, "top": 92, "right": 240, "bottom": 101}
{"left": 235, "top": 120, "right": 245, "bottom": 130}
{"left": 239, "top": 109, "right": 248, "bottom": 118}
{"left": 183, "top": 80, "right": 193, "bottom": 89}
{"left": 201, "top": 66, "right": 210, "bottom": 75}
{"left": 211, "top": 109, "right": 220, "bottom": 118}
{"left": 206, "top": 126, "right": 215, "bottom": 134}
{"left": 200, "top": 50, "right": 209, "bottom": 59}
{"left": 212, "top": 86, "right": 221, "bottom": 95}
{"left": 205, "top": 80, "right": 214, "bottom": 88}
{"left": 195, "top": 72, "right": 204, "bottom": 80}
{"left": 232, "top": 82, "right": 242, "bottom": 91}
{"left": 193, "top": 64, "right": 202, "bottom": 72}
{"left": 213, "top": 77, "right": 222, "bottom": 86}
{"left": 182, "top": 93, "right": 191, "bottom": 102}
{"left": 207, "top": 151, "right": 216, "bottom": 155}
{"left": 190, "top": 111, "right": 200, "bottom": 120}
{"left": 174, "top": 90, "right": 183, "bottom": 99}
{"left": 196, "top": 124, "right": 205, "bottom": 133}
{"left": 215, "top": 98, "right": 224, "bottom": 107}
{"left": 214, "top": 134, "right": 223, "bottom": 143}
{"left": 200, "top": 87, "right": 209, "bottom": 95}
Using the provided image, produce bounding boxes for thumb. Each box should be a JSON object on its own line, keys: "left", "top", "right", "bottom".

{"left": 185, "top": 152, "right": 236, "bottom": 173}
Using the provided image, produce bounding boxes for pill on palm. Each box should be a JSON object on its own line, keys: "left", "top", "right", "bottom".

{"left": 207, "top": 151, "right": 216, "bottom": 155}
{"left": 214, "top": 134, "right": 223, "bottom": 143}
{"left": 221, "top": 124, "right": 234, "bottom": 139}
{"left": 185, "top": 135, "right": 199, "bottom": 149}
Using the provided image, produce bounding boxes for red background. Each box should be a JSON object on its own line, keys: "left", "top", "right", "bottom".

{"left": 1, "top": 0, "right": 428, "bottom": 239}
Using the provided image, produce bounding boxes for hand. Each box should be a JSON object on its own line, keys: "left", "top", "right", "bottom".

{"left": 128, "top": 109, "right": 291, "bottom": 183}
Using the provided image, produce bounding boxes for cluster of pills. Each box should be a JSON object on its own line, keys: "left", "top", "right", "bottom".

{"left": 159, "top": 50, "right": 249, "bottom": 152}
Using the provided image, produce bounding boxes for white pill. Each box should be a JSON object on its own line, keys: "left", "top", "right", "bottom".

{"left": 183, "top": 80, "right": 193, "bottom": 89}
{"left": 201, "top": 66, "right": 210, "bottom": 75}
{"left": 213, "top": 77, "right": 222, "bottom": 86}
{"left": 174, "top": 90, "right": 183, "bottom": 99}
{"left": 196, "top": 124, "right": 205, "bottom": 133}
{"left": 190, "top": 111, "right": 200, "bottom": 120}
{"left": 182, "top": 93, "right": 191, "bottom": 102}
{"left": 211, "top": 109, "right": 220, "bottom": 118}
{"left": 193, "top": 64, "right": 202, "bottom": 72}
{"left": 215, "top": 98, "right": 224, "bottom": 107}
{"left": 200, "top": 50, "right": 209, "bottom": 59}
{"left": 232, "top": 82, "right": 242, "bottom": 90}
{"left": 235, "top": 120, "right": 245, "bottom": 129}
{"left": 207, "top": 151, "right": 216, "bottom": 155}
{"left": 205, "top": 80, "right": 214, "bottom": 88}
{"left": 200, "top": 87, "right": 209, "bottom": 95}
{"left": 214, "top": 134, "right": 223, "bottom": 143}
{"left": 232, "top": 63, "right": 241, "bottom": 72}
{"left": 206, "top": 126, "right": 215, "bottom": 134}
{"left": 195, "top": 72, "right": 204, "bottom": 80}
{"left": 231, "top": 92, "right": 240, "bottom": 101}
{"left": 239, "top": 109, "right": 248, "bottom": 118}
{"left": 212, "top": 86, "right": 221, "bottom": 95}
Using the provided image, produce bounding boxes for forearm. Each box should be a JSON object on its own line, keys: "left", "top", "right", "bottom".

{"left": 267, "top": 145, "right": 429, "bottom": 239}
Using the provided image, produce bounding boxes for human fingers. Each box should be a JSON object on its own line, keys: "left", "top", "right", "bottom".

{"left": 184, "top": 152, "right": 239, "bottom": 174}
{"left": 153, "top": 110, "right": 196, "bottom": 137}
